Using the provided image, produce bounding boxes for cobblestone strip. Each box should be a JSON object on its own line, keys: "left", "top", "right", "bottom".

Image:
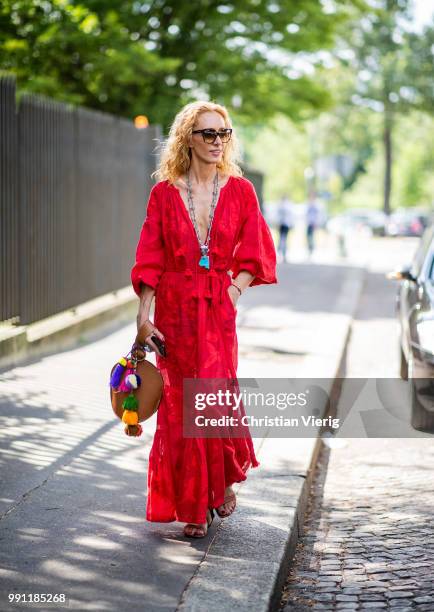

{"left": 279, "top": 439, "right": 434, "bottom": 611}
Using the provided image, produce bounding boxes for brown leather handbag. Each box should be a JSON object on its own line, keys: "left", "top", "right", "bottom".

{"left": 109, "top": 321, "right": 164, "bottom": 436}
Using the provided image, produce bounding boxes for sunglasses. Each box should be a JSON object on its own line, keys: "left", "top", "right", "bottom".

{"left": 191, "top": 128, "right": 233, "bottom": 144}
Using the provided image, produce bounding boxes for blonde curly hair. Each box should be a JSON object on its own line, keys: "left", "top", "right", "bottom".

{"left": 152, "top": 100, "right": 244, "bottom": 184}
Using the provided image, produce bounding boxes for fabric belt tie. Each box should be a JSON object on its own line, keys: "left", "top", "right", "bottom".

{"left": 161, "top": 267, "right": 234, "bottom": 377}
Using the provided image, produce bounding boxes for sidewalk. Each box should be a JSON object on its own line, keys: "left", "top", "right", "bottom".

{"left": 0, "top": 255, "right": 365, "bottom": 611}
{"left": 280, "top": 236, "right": 433, "bottom": 611}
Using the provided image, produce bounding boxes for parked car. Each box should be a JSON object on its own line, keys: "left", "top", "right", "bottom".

{"left": 388, "top": 223, "right": 434, "bottom": 432}
{"left": 327, "top": 209, "right": 387, "bottom": 237}
{"left": 386, "top": 209, "right": 431, "bottom": 237}
{"left": 346, "top": 208, "right": 387, "bottom": 236}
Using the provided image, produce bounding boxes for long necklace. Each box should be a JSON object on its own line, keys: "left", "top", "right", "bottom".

{"left": 186, "top": 170, "right": 219, "bottom": 270}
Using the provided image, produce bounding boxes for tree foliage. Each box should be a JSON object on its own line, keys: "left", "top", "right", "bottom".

{"left": 1, "top": 0, "right": 364, "bottom": 129}
{"left": 335, "top": 0, "right": 434, "bottom": 212}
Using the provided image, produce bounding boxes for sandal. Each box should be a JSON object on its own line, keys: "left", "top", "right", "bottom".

{"left": 216, "top": 492, "right": 237, "bottom": 518}
{"left": 183, "top": 508, "right": 215, "bottom": 538}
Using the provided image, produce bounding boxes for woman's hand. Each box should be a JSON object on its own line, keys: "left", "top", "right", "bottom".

{"left": 228, "top": 273, "right": 252, "bottom": 308}
{"left": 144, "top": 325, "right": 166, "bottom": 357}
{"left": 227, "top": 285, "right": 240, "bottom": 309}
{"left": 136, "top": 319, "right": 166, "bottom": 357}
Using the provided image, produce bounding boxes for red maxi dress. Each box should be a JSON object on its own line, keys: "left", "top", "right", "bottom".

{"left": 131, "top": 175, "right": 277, "bottom": 524}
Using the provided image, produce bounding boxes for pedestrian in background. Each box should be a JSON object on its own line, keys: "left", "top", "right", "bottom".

{"left": 306, "top": 190, "right": 320, "bottom": 256}
{"left": 277, "top": 193, "right": 295, "bottom": 263}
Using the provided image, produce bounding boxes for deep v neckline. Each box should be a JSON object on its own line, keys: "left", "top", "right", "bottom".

{"left": 172, "top": 175, "right": 233, "bottom": 245}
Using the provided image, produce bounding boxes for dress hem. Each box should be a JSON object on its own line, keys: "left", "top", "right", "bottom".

{"left": 145, "top": 460, "right": 260, "bottom": 524}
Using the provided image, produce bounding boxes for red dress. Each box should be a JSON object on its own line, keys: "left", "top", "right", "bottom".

{"left": 131, "top": 175, "right": 277, "bottom": 524}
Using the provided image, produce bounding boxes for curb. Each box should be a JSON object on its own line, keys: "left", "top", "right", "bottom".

{"left": 177, "top": 265, "right": 367, "bottom": 612}
{"left": 0, "top": 287, "right": 139, "bottom": 370}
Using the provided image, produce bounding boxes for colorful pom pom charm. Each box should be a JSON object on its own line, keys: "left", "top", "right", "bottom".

{"left": 117, "top": 368, "right": 136, "bottom": 392}
{"left": 122, "top": 410, "right": 139, "bottom": 425}
{"left": 110, "top": 346, "right": 146, "bottom": 438}
{"left": 125, "top": 373, "right": 140, "bottom": 390}
{"left": 110, "top": 359, "right": 127, "bottom": 388}
{"left": 122, "top": 392, "right": 138, "bottom": 411}
{"left": 125, "top": 423, "right": 143, "bottom": 437}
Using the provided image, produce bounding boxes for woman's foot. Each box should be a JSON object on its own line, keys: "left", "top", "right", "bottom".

{"left": 216, "top": 486, "right": 236, "bottom": 518}
{"left": 183, "top": 508, "right": 214, "bottom": 538}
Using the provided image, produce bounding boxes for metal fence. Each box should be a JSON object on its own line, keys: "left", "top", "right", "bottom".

{"left": 0, "top": 76, "right": 161, "bottom": 325}
{"left": 1, "top": 76, "right": 264, "bottom": 326}
{"left": 0, "top": 76, "right": 19, "bottom": 324}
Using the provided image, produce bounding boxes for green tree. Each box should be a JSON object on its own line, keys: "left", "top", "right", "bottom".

{"left": 338, "top": 0, "right": 434, "bottom": 214}
{"left": 1, "top": 0, "right": 364, "bottom": 129}
{"left": 393, "top": 111, "right": 434, "bottom": 207}
{"left": 0, "top": 1, "right": 177, "bottom": 111}
{"left": 240, "top": 113, "right": 311, "bottom": 202}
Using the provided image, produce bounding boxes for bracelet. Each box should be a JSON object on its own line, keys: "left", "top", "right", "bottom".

{"left": 231, "top": 282, "right": 242, "bottom": 296}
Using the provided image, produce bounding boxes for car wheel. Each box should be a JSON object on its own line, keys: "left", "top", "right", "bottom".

{"left": 400, "top": 344, "right": 408, "bottom": 380}
{"left": 410, "top": 378, "right": 434, "bottom": 433}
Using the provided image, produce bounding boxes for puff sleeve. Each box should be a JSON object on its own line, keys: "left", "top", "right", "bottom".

{"left": 131, "top": 184, "right": 165, "bottom": 296}
{"left": 230, "top": 179, "right": 278, "bottom": 287}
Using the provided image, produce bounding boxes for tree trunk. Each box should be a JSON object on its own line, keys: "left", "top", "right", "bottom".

{"left": 383, "top": 108, "right": 393, "bottom": 216}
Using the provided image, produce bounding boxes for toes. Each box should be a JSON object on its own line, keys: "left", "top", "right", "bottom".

{"left": 184, "top": 523, "right": 207, "bottom": 537}
{"left": 217, "top": 500, "right": 235, "bottom": 516}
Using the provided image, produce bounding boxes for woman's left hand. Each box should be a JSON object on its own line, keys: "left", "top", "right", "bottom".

{"left": 227, "top": 285, "right": 240, "bottom": 309}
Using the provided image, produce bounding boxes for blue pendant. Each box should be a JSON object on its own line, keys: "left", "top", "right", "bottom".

{"left": 199, "top": 255, "right": 210, "bottom": 269}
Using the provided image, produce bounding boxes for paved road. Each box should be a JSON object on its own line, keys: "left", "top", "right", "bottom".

{"left": 280, "top": 237, "right": 434, "bottom": 611}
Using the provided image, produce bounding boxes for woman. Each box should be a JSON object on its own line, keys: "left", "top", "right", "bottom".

{"left": 131, "top": 100, "right": 277, "bottom": 538}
